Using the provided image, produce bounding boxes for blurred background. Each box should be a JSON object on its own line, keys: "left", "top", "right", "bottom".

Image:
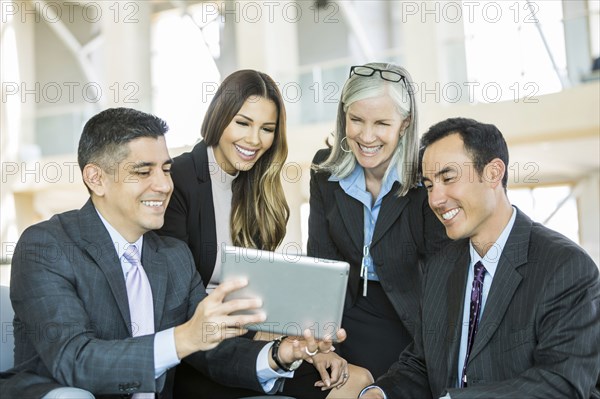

{"left": 1, "top": 0, "right": 599, "bottom": 271}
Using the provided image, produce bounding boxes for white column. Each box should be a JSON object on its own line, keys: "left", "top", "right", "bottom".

{"left": 1, "top": 7, "right": 37, "bottom": 260}
{"left": 577, "top": 173, "right": 600, "bottom": 267}
{"left": 231, "top": 1, "right": 302, "bottom": 249}
{"left": 233, "top": 0, "right": 299, "bottom": 75}
{"left": 398, "top": 0, "right": 468, "bottom": 129}
{"left": 100, "top": 0, "right": 152, "bottom": 111}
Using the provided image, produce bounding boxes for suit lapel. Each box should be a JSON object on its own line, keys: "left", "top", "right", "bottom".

{"left": 197, "top": 181, "right": 216, "bottom": 283}
{"left": 334, "top": 188, "right": 364, "bottom": 251}
{"left": 445, "top": 243, "right": 470, "bottom": 387}
{"left": 469, "top": 210, "right": 529, "bottom": 361}
{"left": 141, "top": 234, "right": 169, "bottom": 330}
{"left": 371, "top": 183, "right": 409, "bottom": 248}
{"left": 79, "top": 200, "right": 132, "bottom": 334}
{"left": 193, "top": 142, "right": 217, "bottom": 284}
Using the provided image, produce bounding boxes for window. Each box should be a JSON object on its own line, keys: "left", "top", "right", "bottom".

{"left": 589, "top": 0, "right": 600, "bottom": 59}
{"left": 508, "top": 184, "right": 579, "bottom": 244}
{"left": 151, "top": 3, "right": 222, "bottom": 148}
{"left": 463, "top": 0, "right": 566, "bottom": 102}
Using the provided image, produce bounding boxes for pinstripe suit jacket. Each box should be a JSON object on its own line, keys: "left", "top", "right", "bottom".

{"left": 307, "top": 149, "right": 450, "bottom": 338}
{"left": 0, "top": 200, "right": 265, "bottom": 399}
{"left": 376, "top": 208, "right": 600, "bottom": 398}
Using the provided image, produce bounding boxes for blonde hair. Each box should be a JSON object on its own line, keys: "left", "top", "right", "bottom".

{"left": 202, "top": 70, "right": 289, "bottom": 250}
{"left": 314, "top": 62, "right": 419, "bottom": 196}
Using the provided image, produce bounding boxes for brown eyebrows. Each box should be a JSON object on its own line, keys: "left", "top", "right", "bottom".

{"left": 236, "top": 113, "right": 276, "bottom": 125}
{"left": 236, "top": 113, "right": 253, "bottom": 122}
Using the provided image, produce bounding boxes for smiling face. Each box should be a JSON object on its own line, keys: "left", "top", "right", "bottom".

{"left": 213, "top": 96, "right": 277, "bottom": 174}
{"left": 421, "top": 133, "right": 499, "bottom": 246}
{"left": 345, "top": 95, "right": 407, "bottom": 180}
{"left": 88, "top": 136, "right": 173, "bottom": 242}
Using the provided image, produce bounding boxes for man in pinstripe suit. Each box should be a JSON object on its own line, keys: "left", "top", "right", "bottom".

{"left": 0, "top": 108, "right": 334, "bottom": 398}
{"left": 361, "top": 118, "right": 599, "bottom": 398}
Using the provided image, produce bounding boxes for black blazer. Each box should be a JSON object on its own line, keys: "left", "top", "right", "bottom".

{"left": 376, "top": 209, "right": 600, "bottom": 398}
{"left": 307, "top": 149, "right": 450, "bottom": 338}
{"left": 158, "top": 141, "right": 219, "bottom": 284}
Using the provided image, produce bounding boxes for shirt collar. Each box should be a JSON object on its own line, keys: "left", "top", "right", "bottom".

{"left": 96, "top": 209, "right": 143, "bottom": 259}
{"left": 380, "top": 166, "right": 399, "bottom": 196}
{"left": 469, "top": 206, "right": 517, "bottom": 278}
{"left": 331, "top": 164, "right": 363, "bottom": 188}
{"left": 329, "top": 165, "right": 400, "bottom": 203}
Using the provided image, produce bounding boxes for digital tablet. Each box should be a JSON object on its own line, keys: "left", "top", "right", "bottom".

{"left": 221, "top": 245, "right": 349, "bottom": 340}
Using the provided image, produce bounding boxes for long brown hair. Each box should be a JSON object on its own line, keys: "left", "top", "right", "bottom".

{"left": 202, "top": 70, "right": 289, "bottom": 250}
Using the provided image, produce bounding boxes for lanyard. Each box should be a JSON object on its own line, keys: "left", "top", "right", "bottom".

{"left": 359, "top": 243, "right": 371, "bottom": 296}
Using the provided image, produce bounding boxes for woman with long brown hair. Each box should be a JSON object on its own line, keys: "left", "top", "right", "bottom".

{"left": 158, "top": 69, "right": 372, "bottom": 399}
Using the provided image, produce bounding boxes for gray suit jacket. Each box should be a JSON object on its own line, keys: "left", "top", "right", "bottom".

{"left": 1, "top": 200, "right": 265, "bottom": 399}
{"left": 376, "top": 208, "right": 600, "bottom": 398}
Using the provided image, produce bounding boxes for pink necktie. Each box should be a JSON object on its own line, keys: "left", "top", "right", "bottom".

{"left": 461, "top": 261, "right": 486, "bottom": 388}
{"left": 123, "top": 244, "right": 155, "bottom": 398}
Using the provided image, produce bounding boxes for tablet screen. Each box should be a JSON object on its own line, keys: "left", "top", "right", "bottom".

{"left": 221, "top": 246, "right": 349, "bottom": 340}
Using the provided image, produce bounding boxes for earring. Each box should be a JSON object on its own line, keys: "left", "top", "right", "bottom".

{"left": 340, "top": 137, "right": 352, "bottom": 153}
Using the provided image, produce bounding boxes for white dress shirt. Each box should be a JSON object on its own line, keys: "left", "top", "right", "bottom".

{"left": 455, "top": 206, "right": 517, "bottom": 387}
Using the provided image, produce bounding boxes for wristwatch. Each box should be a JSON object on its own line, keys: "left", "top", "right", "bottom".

{"left": 271, "top": 336, "right": 303, "bottom": 372}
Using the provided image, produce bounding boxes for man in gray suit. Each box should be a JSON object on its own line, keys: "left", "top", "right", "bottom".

{"left": 1, "top": 108, "right": 337, "bottom": 398}
{"left": 361, "top": 117, "right": 600, "bottom": 398}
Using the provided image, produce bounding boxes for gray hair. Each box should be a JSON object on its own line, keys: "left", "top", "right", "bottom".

{"left": 314, "top": 62, "right": 418, "bottom": 196}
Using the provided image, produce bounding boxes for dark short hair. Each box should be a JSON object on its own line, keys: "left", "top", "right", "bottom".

{"left": 419, "top": 117, "right": 509, "bottom": 188}
{"left": 77, "top": 107, "right": 169, "bottom": 172}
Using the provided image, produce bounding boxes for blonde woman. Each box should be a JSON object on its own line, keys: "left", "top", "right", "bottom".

{"left": 308, "top": 63, "right": 450, "bottom": 378}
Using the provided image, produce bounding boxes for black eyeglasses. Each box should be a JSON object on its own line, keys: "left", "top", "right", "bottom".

{"left": 349, "top": 65, "right": 406, "bottom": 83}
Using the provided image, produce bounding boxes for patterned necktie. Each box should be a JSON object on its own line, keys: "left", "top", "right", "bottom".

{"left": 461, "top": 261, "right": 486, "bottom": 388}
{"left": 123, "top": 245, "right": 155, "bottom": 399}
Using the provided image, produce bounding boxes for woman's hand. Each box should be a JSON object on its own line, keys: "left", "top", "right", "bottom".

{"left": 273, "top": 328, "right": 347, "bottom": 370}
{"left": 306, "top": 351, "right": 349, "bottom": 390}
